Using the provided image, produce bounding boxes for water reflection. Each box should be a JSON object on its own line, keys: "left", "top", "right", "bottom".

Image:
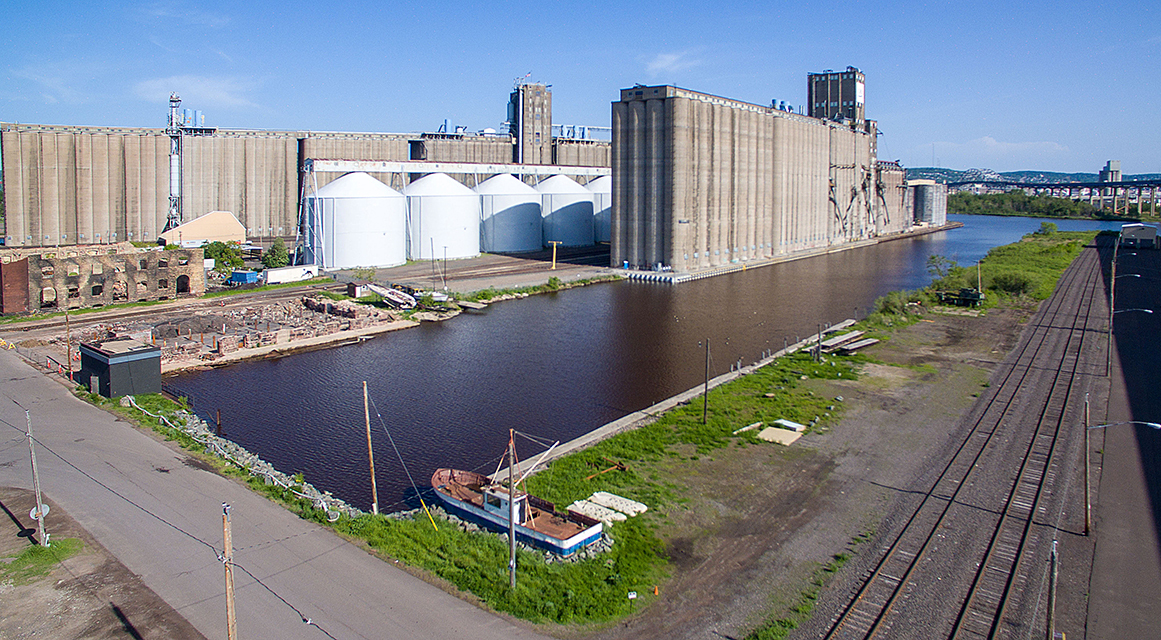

{"left": 169, "top": 214, "right": 1124, "bottom": 510}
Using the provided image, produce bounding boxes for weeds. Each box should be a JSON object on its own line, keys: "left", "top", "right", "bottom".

{"left": 457, "top": 275, "right": 620, "bottom": 302}
{"left": 743, "top": 530, "right": 870, "bottom": 640}
{"left": 1, "top": 538, "right": 84, "bottom": 585}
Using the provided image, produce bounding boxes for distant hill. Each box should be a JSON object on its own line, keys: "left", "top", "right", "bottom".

{"left": 905, "top": 167, "right": 1161, "bottom": 184}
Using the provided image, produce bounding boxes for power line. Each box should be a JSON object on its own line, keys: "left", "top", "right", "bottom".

{"left": 231, "top": 562, "right": 340, "bottom": 640}
{"left": 0, "top": 410, "right": 342, "bottom": 639}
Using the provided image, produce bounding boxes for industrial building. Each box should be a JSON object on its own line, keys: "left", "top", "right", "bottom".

{"left": 1, "top": 82, "right": 610, "bottom": 253}
{"left": 3, "top": 71, "right": 940, "bottom": 280}
{"left": 908, "top": 179, "right": 948, "bottom": 226}
{"left": 0, "top": 243, "right": 205, "bottom": 314}
{"left": 611, "top": 82, "right": 911, "bottom": 273}
{"left": 808, "top": 67, "right": 866, "bottom": 125}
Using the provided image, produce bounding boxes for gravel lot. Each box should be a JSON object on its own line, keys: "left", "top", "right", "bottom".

{"left": 583, "top": 306, "right": 1028, "bottom": 640}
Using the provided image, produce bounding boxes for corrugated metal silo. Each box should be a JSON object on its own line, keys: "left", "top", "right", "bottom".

{"left": 404, "top": 173, "right": 481, "bottom": 260}
{"left": 475, "top": 174, "right": 542, "bottom": 253}
{"left": 587, "top": 176, "right": 612, "bottom": 244}
{"left": 537, "top": 175, "right": 594, "bottom": 247}
{"left": 303, "top": 172, "right": 405, "bottom": 270}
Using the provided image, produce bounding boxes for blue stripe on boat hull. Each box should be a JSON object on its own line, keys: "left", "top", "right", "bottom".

{"left": 433, "top": 492, "right": 602, "bottom": 556}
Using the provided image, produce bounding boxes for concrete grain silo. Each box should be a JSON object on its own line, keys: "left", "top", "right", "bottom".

{"left": 303, "top": 172, "right": 406, "bottom": 270}
{"left": 537, "top": 175, "right": 594, "bottom": 248}
{"left": 475, "top": 174, "right": 542, "bottom": 253}
{"left": 404, "top": 173, "right": 481, "bottom": 260}
{"left": 587, "top": 176, "right": 612, "bottom": 244}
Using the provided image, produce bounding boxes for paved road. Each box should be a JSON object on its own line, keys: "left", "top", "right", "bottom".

{"left": 1089, "top": 244, "right": 1161, "bottom": 638}
{"left": 0, "top": 348, "right": 547, "bottom": 640}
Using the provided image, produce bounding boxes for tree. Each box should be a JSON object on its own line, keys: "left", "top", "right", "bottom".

{"left": 261, "top": 237, "right": 290, "bottom": 269}
{"left": 204, "top": 241, "right": 243, "bottom": 273}
{"left": 1034, "top": 221, "right": 1058, "bottom": 236}
{"left": 926, "top": 254, "right": 956, "bottom": 280}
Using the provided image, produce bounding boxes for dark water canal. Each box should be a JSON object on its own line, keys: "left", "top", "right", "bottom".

{"left": 168, "top": 214, "right": 1125, "bottom": 511}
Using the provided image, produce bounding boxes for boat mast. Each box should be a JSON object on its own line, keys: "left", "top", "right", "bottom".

{"left": 508, "top": 428, "right": 517, "bottom": 588}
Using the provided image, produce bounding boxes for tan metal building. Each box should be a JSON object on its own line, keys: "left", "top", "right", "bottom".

{"left": 159, "top": 210, "right": 246, "bottom": 246}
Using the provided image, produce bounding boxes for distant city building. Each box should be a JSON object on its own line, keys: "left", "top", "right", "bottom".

{"left": 808, "top": 66, "right": 865, "bottom": 125}
{"left": 1099, "top": 160, "right": 1122, "bottom": 183}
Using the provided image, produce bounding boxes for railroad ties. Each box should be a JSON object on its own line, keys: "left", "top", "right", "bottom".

{"left": 823, "top": 236, "right": 1107, "bottom": 639}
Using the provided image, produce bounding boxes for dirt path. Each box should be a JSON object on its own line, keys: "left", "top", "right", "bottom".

{"left": 0, "top": 487, "right": 204, "bottom": 639}
{"left": 585, "top": 307, "right": 1028, "bottom": 640}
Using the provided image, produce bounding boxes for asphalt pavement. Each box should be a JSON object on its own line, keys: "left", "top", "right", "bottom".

{"left": 1088, "top": 245, "right": 1161, "bottom": 638}
{"left": 0, "top": 347, "right": 547, "bottom": 640}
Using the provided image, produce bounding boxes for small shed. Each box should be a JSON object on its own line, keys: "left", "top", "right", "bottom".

{"left": 228, "top": 270, "right": 259, "bottom": 285}
{"left": 1121, "top": 223, "right": 1158, "bottom": 249}
{"left": 79, "top": 339, "right": 161, "bottom": 398}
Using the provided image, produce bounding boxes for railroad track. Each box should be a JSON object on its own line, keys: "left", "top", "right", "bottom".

{"left": 0, "top": 282, "right": 346, "bottom": 336}
{"left": 823, "top": 237, "right": 1108, "bottom": 639}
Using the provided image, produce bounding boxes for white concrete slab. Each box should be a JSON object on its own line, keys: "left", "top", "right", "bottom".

{"left": 756, "top": 427, "right": 803, "bottom": 446}
{"left": 590, "top": 491, "right": 648, "bottom": 516}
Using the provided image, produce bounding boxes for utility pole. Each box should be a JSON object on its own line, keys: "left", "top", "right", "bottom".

{"left": 508, "top": 429, "right": 517, "bottom": 589}
{"left": 1084, "top": 394, "right": 1091, "bottom": 536}
{"left": 364, "top": 381, "right": 378, "bottom": 515}
{"left": 26, "top": 410, "right": 48, "bottom": 547}
{"left": 65, "top": 304, "right": 72, "bottom": 382}
{"left": 702, "top": 339, "right": 710, "bottom": 425}
{"left": 223, "top": 503, "right": 238, "bottom": 640}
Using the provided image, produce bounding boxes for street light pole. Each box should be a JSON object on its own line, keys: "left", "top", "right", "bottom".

{"left": 1107, "top": 233, "right": 1120, "bottom": 377}
{"left": 1084, "top": 394, "right": 1091, "bottom": 536}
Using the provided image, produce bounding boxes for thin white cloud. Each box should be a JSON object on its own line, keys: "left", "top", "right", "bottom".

{"left": 10, "top": 60, "right": 103, "bottom": 104}
{"left": 149, "top": 35, "right": 178, "bottom": 53}
{"left": 645, "top": 50, "right": 703, "bottom": 76}
{"left": 134, "top": 75, "right": 259, "bottom": 110}
{"left": 956, "top": 136, "right": 1068, "bottom": 156}
{"left": 916, "top": 136, "right": 1070, "bottom": 170}
{"left": 141, "top": 2, "right": 230, "bottom": 28}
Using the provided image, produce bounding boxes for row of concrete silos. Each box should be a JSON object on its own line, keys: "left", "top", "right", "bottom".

{"left": 303, "top": 172, "right": 611, "bottom": 270}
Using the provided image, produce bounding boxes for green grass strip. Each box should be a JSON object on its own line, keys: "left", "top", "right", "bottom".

{"left": 1, "top": 538, "right": 84, "bottom": 586}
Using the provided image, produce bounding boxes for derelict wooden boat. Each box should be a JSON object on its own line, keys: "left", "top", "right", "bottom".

{"left": 430, "top": 467, "right": 602, "bottom": 556}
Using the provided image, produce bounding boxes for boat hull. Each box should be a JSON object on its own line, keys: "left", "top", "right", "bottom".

{"left": 431, "top": 468, "right": 602, "bottom": 556}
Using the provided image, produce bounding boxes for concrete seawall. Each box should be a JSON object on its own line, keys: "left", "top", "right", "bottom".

{"left": 625, "top": 222, "right": 962, "bottom": 283}
{"left": 493, "top": 319, "right": 858, "bottom": 480}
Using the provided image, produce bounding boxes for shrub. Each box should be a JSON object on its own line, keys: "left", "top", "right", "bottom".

{"left": 260, "top": 237, "right": 290, "bottom": 269}
{"left": 204, "top": 241, "right": 243, "bottom": 273}
{"left": 989, "top": 271, "right": 1034, "bottom": 295}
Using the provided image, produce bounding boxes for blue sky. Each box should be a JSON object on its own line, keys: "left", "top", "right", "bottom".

{"left": 3, "top": 0, "right": 1157, "bottom": 174}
